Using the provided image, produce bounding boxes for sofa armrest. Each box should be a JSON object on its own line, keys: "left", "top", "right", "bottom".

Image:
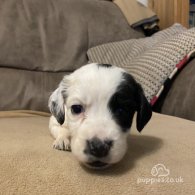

{"left": 154, "top": 58, "right": 195, "bottom": 121}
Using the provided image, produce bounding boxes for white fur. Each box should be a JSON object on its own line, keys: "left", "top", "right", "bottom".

{"left": 49, "top": 63, "right": 130, "bottom": 165}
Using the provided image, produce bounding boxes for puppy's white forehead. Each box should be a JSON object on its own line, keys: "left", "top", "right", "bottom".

{"left": 65, "top": 63, "right": 125, "bottom": 105}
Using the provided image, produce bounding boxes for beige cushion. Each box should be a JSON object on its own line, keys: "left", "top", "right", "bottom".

{"left": 114, "top": 0, "right": 157, "bottom": 27}
{"left": 0, "top": 111, "right": 194, "bottom": 194}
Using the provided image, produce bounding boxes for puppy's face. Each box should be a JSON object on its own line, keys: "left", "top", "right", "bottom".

{"left": 49, "top": 63, "right": 152, "bottom": 168}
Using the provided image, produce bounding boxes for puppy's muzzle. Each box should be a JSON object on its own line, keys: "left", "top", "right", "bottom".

{"left": 85, "top": 137, "right": 113, "bottom": 158}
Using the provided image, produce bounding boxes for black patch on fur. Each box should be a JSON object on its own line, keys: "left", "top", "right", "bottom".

{"left": 108, "top": 74, "right": 137, "bottom": 132}
{"left": 97, "top": 64, "right": 113, "bottom": 68}
{"left": 51, "top": 101, "right": 65, "bottom": 125}
{"left": 108, "top": 73, "right": 152, "bottom": 132}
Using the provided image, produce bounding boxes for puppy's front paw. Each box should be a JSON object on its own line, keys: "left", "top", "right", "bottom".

{"left": 53, "top": 137, "right": 71, "bottom": 151}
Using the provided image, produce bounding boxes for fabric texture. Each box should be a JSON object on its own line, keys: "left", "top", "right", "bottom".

{"left": 0, "top": 0, "right": 143, "bottom": 72}
{"left": 0, "top": 0, "right": 144, "bottom": 112}
{"left": 114, "top": 0, "right": 158, "bottom": 27}
{"left": 158, "top": 58, "right": 195, "bottom": 121}
{"left": 87, "top": 24, "right": 195, "bottom": 105}
{"left": 0, "top": 110, "right": 50, "bottom": 118}
{"left": 0, "top": 111, "right": 194, "bottom": 194}
{"left": 0, "top": 68, "right": 65, "bottom": 112}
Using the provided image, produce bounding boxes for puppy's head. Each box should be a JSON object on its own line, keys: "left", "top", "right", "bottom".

{"left": 49, "top": 63, "right": 152, "bottom": 168}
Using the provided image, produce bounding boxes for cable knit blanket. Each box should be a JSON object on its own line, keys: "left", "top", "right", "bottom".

{"left": 88, "top": 24, "right": 195, "bottom": 105}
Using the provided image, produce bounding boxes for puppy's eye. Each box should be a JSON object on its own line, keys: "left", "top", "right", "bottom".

{"left": 71, "top": 105, "right": 84, "bottom": 115}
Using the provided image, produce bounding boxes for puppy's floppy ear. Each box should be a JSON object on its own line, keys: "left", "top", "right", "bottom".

{"left": 48, "top": 76, "right": 69, "bottom": 125}
{"left": 136, "top": 83, "right": 152, "bottom": 132}
{"left": 48, "top": 86, "right": 65, "bottom": 125}
{"left": 121, "top": 72, "right": 152, "bottom": 132}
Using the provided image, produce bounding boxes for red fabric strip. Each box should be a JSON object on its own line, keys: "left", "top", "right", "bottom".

{"left": 176, "top": 55, "right": 188, "bottom": 69}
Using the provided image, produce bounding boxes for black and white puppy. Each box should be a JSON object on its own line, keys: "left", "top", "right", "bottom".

{"left": 49, "top": 63, "right": 152, "bottom": 168}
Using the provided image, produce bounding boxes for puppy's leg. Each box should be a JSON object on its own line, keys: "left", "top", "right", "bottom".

{"left": 49, "top": 116, "right": 71, "bottom": 151}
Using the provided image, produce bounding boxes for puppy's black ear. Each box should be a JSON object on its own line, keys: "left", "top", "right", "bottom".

{"left": 48, "top": 86, "right": 66, "bottom": 125}
{"left": 136, "top": 83, "right": 152, "bottom": 132}
{"left": 49, "top": 76, "right": 70, "bottom": 125}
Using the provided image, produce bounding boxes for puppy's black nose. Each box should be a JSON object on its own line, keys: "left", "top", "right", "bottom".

{"left": 86, "top": 137, "right": 113, "bottom": 158}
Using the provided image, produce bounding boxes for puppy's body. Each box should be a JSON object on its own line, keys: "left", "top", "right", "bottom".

{"left": 49, "top": 63, "right": 152, "bottom": 168}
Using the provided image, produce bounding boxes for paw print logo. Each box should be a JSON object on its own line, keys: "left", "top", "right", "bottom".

{"left": 151, "top": 164, "right": 170, "bottom": 177}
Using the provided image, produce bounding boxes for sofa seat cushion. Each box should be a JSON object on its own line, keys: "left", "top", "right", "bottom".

{"left": 0, "top": 68, "right": 66, "bottom": 112}
{"left": 0, "top": 111, "right": 194, "bottom": 194}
